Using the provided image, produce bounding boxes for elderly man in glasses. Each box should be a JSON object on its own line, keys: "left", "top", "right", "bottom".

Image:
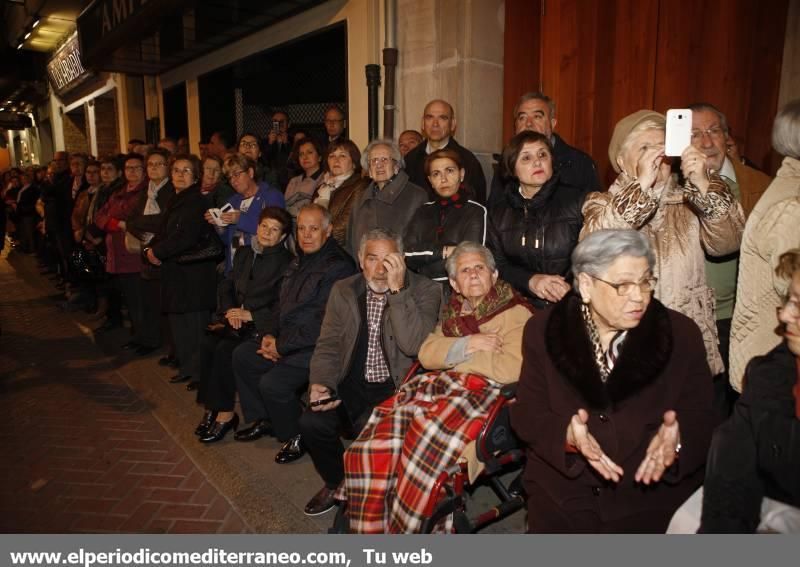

{"left": 346, "top": 139, "right": 428, "bottom": 258}
{"left": 689, "top": 103, "right": 773, "bottom": 417}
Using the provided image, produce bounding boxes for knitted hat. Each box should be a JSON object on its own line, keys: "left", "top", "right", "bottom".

{"left": 608, "top": 110, "right": 665, "bottom": 173}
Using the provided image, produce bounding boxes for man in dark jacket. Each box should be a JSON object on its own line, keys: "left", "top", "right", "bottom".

{"left": 232, "top": 203, "right": 357, "bottom": 463}
{"left": 488, "top": 92, "right": 600, "bottom": 209}
{"left": 403, "top": 99, "right": 487, "bottom": 203}
{"left": 298, "top": 228, "right": 441, "bottom": 516}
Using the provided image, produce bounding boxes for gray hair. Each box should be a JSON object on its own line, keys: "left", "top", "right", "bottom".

{"left": 772, "top": 99, "right": 800, "bottom": 159}
{"left": 445, "top": 242, "right": 497, "bottom": 280}
{"left": 571, "top": 230, "right": 655, "bottom": 291}
{"left": 688, "top": 102, "right": 730, "bottom": 135}
{"left": 296, "top": 202, "right": 332, "bottom": 229}
{"left": 513, "top": 92, "right": 557, "bottom": 120}
{"left": 358, "top": 228, "right": 404, "bottom": 257}
{"left": 361, "top": 139, "right": 404, "bottom": 171}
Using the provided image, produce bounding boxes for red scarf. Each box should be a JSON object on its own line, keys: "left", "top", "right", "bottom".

{"left": 441, "top": 280, "right": 534, "bottom": 337}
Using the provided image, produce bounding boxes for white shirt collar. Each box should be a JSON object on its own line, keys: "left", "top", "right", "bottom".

{"left": 720, "top": 157, "right": 737, "bottom": 182}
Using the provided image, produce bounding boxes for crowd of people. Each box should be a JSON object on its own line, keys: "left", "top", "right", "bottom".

{"left": 2, "top": 94, "right": 799, "bottom": 534}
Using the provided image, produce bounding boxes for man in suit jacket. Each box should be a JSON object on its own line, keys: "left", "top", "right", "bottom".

{"left": 403, "top": 99, "right": 487, "bottom": 203}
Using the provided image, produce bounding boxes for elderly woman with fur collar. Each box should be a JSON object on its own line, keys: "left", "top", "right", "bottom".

{"left": 581, "top": 111, "right": 745, "bottom": 376}
{"left": 511, "top": 229, "right": 714, "bottom": 533}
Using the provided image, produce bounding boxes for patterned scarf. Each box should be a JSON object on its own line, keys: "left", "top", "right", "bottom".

{"left": 441, "top": 280, "right": 533, "bottom": 337}
{"left": 581, "top": 302, "right": 628, "bottom": 382}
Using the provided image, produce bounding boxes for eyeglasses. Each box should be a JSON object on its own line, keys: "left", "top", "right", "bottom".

{"left": 171, "top": 167, "right": 193, "bottom": 176}
{"left": 227, "top": 169, "right": 247, "bottom": 180}
{"left": 690, "top": 127, "right": 726, "bottom": 142}
{"left": 369, "top": 156, "right": 394, "bottom": 166}
{"left": 591, "top": 275, "right": 658, "bottom": 296}
{"left": 239, "top": 141, "right": 259, "bottom": 149}
{"left": 777, "top": 297, "right": 800, "bottom": 320}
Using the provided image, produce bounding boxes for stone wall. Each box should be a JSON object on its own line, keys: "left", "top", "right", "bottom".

{"left": 395, "top": 0, "right": 505, "bottom": 177}
{"left": 62, "top": 108, "right": 89, "bottom": 155}
{"left": 94, "top": 96, "right": 121, "bottom": 159}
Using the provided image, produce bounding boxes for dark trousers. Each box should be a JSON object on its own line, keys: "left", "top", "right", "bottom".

{"left": 299, "top": 378, "right": 395, "bottom": 488}
{"left": 137, "top": 276, "right": 162, "bottom": 349}
{"left": 168, "top": 310, "right": 211, "bottom": 377}
{"left": 232, "top": 339, "right": 308, "bottom": 441}
{"left": 197, "top": 333, "right": 240, "bottom": 411}
{"left": 115, "top": 273, "right": 142, "bottom": 338}
{"left": 713, "top": 318, "right": 738, "bottom": 421}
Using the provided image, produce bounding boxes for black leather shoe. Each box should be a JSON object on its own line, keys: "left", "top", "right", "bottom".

{"left": 95, "top": 319, "right": 122, "bottom": 334}
{"left": 185, "top": 380, "right": 200, "bottom": 391}
{"left": 169, "top": 374, "right": 191, "bottom": 384}
{"left": 234, "top": 419, "right": 273, "bottom": 442}
{"left": 135, "top": 345, "right": 158, "bottom": 356}
{"left": 304, "top": 485, "right": 338, "bottom": 516}
{"left": 158, "top": 355, "right": 177, "bottom": 367}
{"left": 275, "top": 434, "right": 305, "bottom": 464}
{"left": 121, "top": 340, "right": 140, "bottom": 350}
{"left": 199, "top": 414, "right": 239, "bottom": 443}
{"left": 194, "top": 410, "right": 218, "bottom": 437}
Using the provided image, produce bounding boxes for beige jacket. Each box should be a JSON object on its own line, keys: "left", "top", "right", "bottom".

{"left": 418, "top": 302, "right": 533, "bottom": 480}
{"left": 418, "top": 304, "right": 533, "bottom": 384}
{"left": 730, "top": 156, "right": 800, "bottom": 391}
{"left": 581, "top": 174, "right": 745, "bottom": 375}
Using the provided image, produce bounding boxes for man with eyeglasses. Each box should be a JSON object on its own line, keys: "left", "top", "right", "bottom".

{"left": 689, "top": 103, "right": 773, "bottom": 416}
{"left": 323, "top": 106, "right": 347, "bottom": 145}
{"left": 403, "top": 99, "right": 488, "bottom": 203}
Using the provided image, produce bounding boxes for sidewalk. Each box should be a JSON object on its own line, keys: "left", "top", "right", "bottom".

{"left": 0, "top": 249, "right": 525, "bottom": 534}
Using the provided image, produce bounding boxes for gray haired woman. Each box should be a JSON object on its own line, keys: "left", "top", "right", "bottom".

{"left": 581, "top": 111, "right": 745, "bottom": 376}
{"left": 511, "top": 229, "right": 714, "bottom": 533}
{"left": 346, "top": 139, "right": 428, "bottom": 257}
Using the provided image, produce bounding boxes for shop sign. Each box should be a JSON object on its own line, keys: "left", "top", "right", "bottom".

{"left": 47, "top": 35, "right": 91, "bottom": 97}
{"left": 78, "top": 0, "right": 169, "bottom": 66}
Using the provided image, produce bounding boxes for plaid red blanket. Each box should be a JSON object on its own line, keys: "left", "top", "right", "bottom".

{"left": 343, "top": 370, "right": 501, "bottom": 533}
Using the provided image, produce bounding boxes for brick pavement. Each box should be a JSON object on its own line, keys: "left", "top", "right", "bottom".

{"left": 0, "top": 251, "right": 251, "bottom": 534}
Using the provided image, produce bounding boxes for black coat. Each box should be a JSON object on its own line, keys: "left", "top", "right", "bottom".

{"left": 15, "top": 184, "right": 41, "bottom": 217}
{"left": 41, "top": 170, "right": 72, "bottom": 234}
{"left": 488, "top": 133, "right": 600, "bottom": 209}
{"left": 403, "top": 195, "right": 488, "bottom": 281}
{"left": 275, "top": 237, "right": 357, "bottom": 368}
{"left": 511, "top": 295, "right": 713, "bottom": 533}
{"left": 151, "top": 186, "right": 218, "bottom": 314}
{"left": 700, "top": 343, "right": 800, "bottom": 533}
{"left": 404, "top": 137, "right": 487, "bottom": 204}
{"left": 219, "top": 240, "right": 292, "bottom": 336}
{"left": 487, "top": 175, "right": 584, "bottom": 307}
{"left": 127, "top": 180, "right": 177, "bottom": 239}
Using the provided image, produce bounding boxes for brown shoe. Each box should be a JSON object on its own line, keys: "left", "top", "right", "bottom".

{"left": 304, "top": 485, "right": 337, "bottom": 516}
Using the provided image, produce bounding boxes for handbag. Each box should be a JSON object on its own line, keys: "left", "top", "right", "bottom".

{"left": 124, "top": 231, "right": 142, "bottom": 253}
{"left": 176, "top": 229, "right": 225, "bottom": 264}
{"left": 70, "top": 247, "right": 106, "bottom": 281}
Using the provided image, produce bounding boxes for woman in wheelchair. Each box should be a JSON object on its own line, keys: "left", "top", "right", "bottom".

{"left": 511, "top": 229, "right": 714, "bottom": 533}
{"left": 342, "top": 242, "right": 534, "bottom": 533}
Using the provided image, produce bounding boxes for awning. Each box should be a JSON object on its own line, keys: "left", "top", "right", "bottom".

{"left": 77, "top": 0, "right": 327, "bottom": 75}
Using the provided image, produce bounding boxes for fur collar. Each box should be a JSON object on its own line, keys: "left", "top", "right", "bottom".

{"left": 545, "top": 294, "right": 673, "bottom": 409}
